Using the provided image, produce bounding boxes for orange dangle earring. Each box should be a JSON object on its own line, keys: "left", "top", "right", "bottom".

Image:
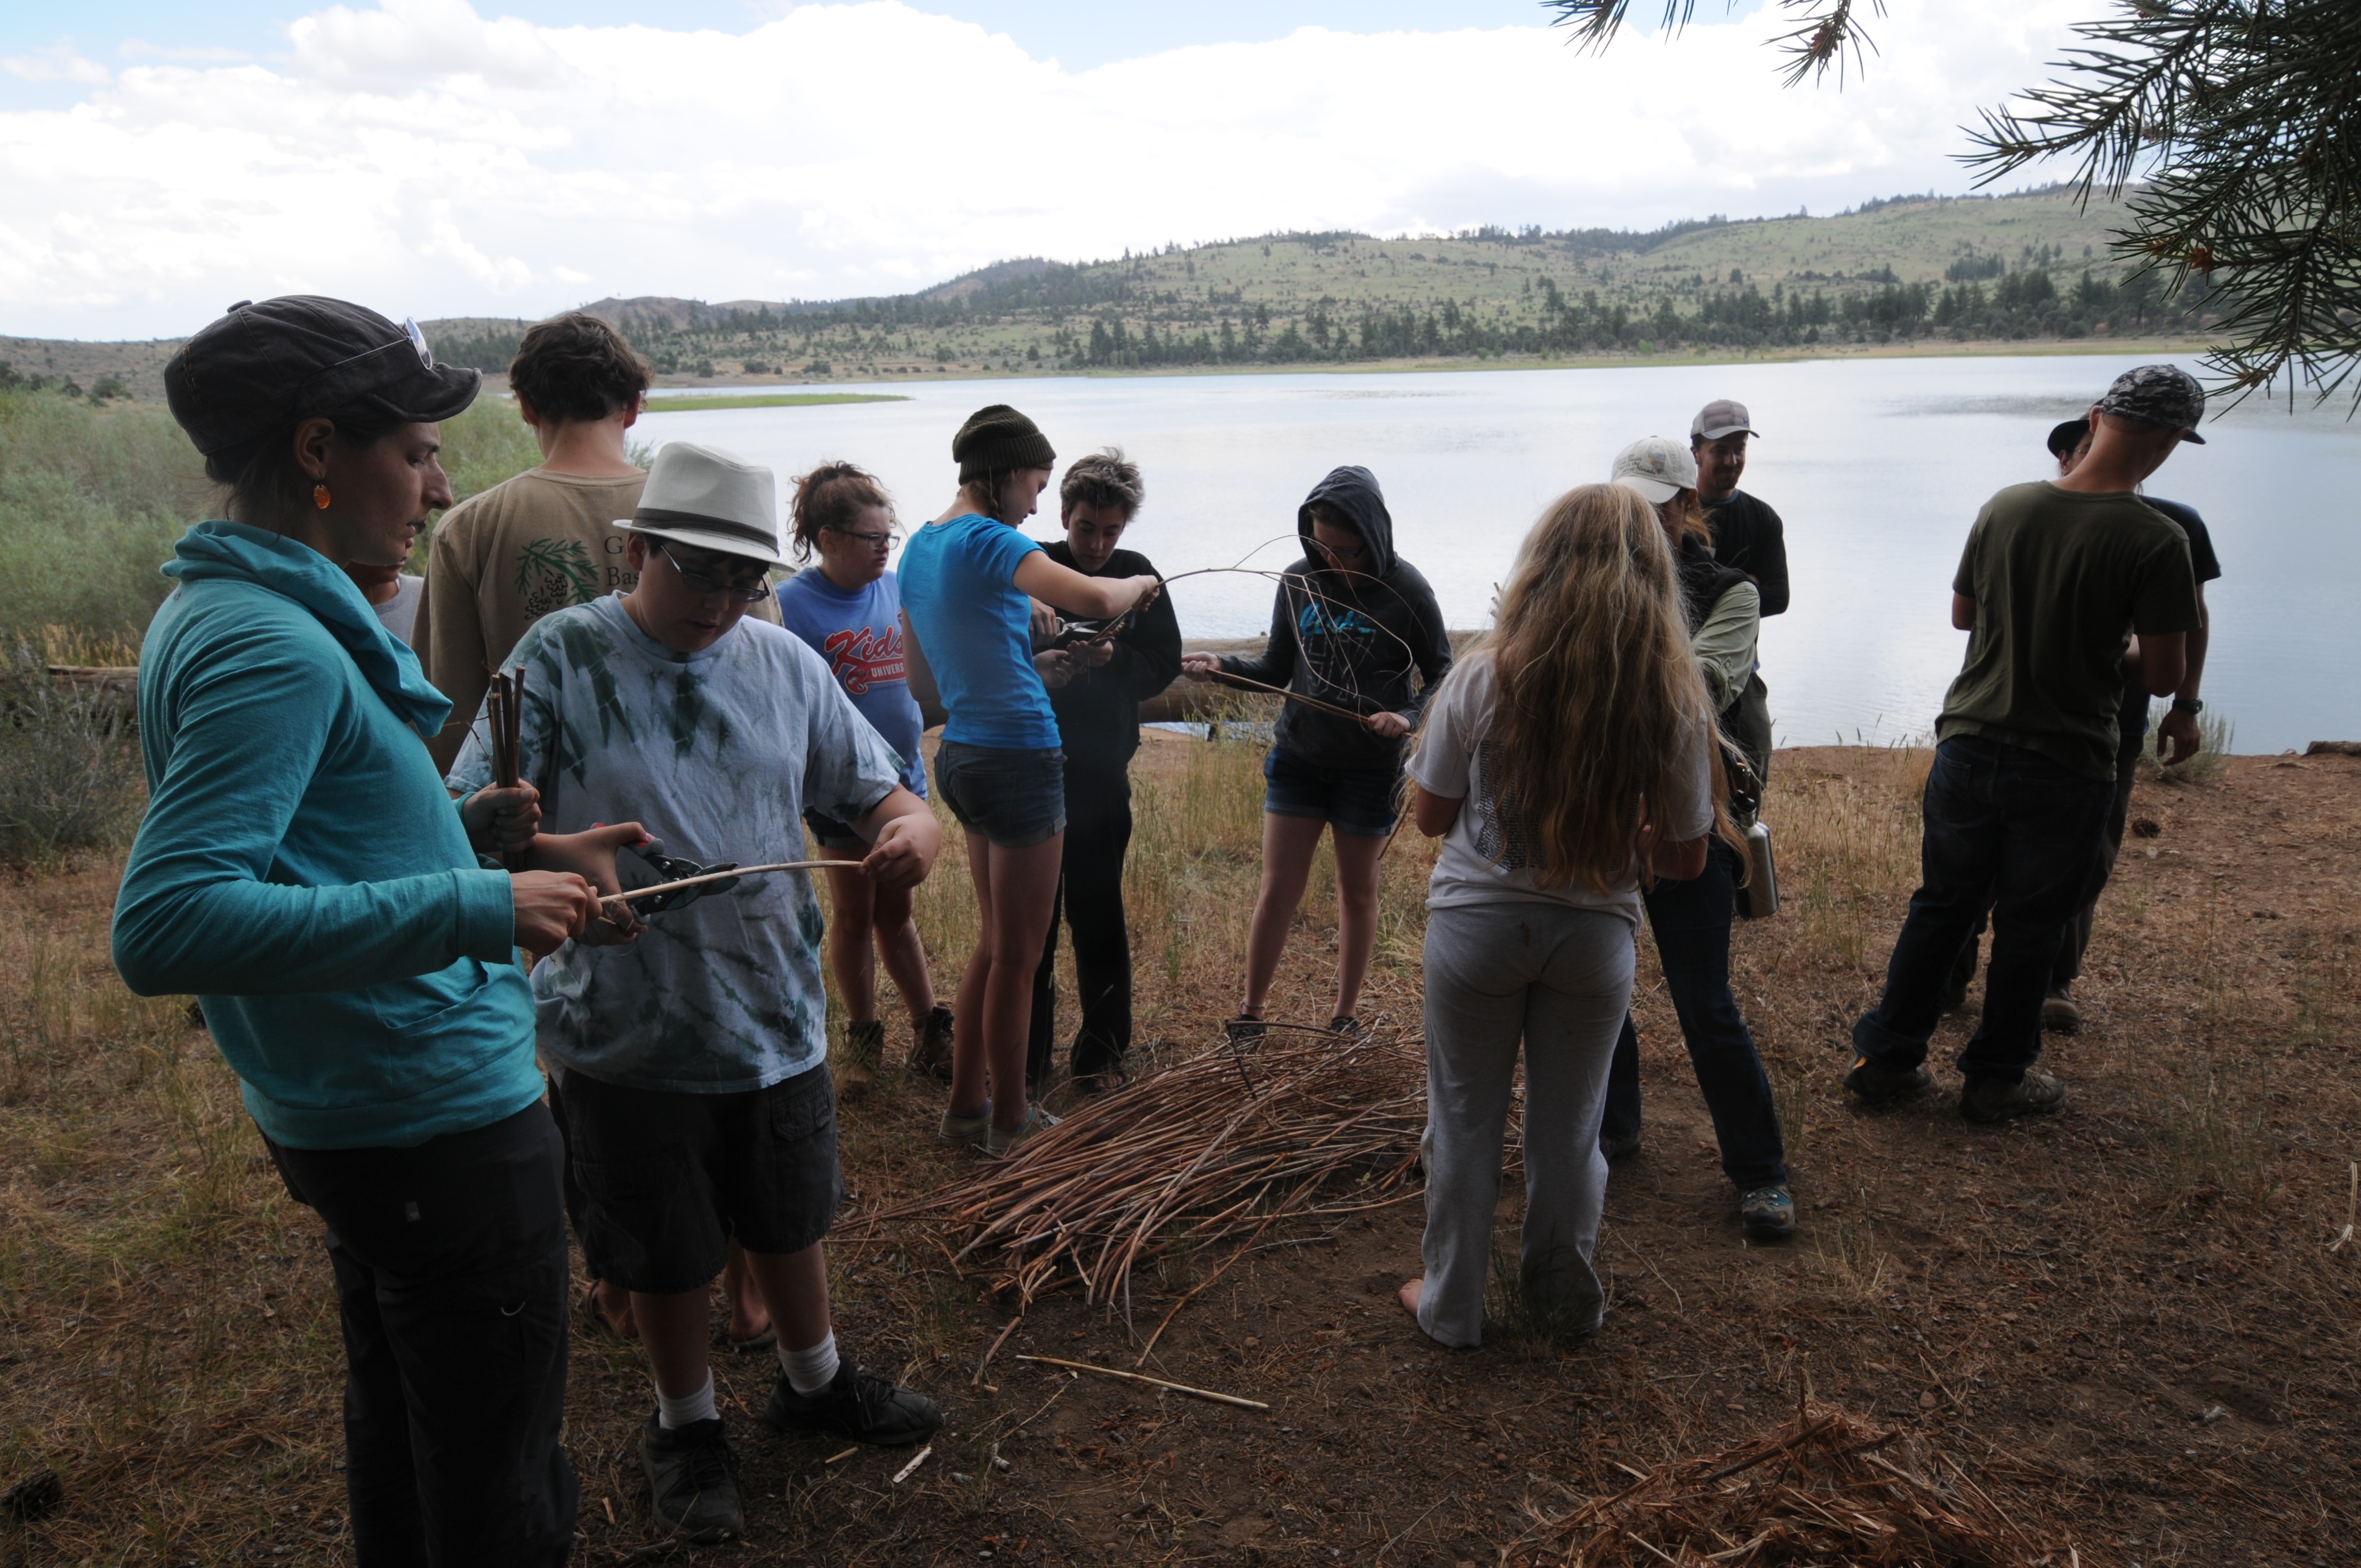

{"left": 313, "top": 483, "right": 331, "bottom": 510}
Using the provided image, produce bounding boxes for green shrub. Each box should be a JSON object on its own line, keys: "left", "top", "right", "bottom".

{"left": 0, "top": 389, "right": 213, "bottom": 646}
{"left": 0, "top": 645, "right": 144, "bottom": 864}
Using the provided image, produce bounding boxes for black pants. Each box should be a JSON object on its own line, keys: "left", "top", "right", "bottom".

{"left": 1853, "top": 737, "right": 2113, "bottom": 1085}
{"left": 1947, "top": 709, "right": 2146, "bottom": 998}
{"left": 1599, "top": 838, "right": 1787, "bottom": 1191}
{"left": 1030, "top": 761, "right": 1134, "bottom": 1085}
{"left": 266, "top": 1106, "right": 578, "bottom": 1568}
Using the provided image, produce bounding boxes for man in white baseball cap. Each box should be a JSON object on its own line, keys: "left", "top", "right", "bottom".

{"left": 448, "top": 440, "right": 948, "bottom": 1543}
{"left": 1689, "top": 399, "right": 1786, "bottom": 788}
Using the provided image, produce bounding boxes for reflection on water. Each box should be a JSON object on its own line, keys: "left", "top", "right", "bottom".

{"left": 640, "top": 354, "right": 2357, "bottom": 754}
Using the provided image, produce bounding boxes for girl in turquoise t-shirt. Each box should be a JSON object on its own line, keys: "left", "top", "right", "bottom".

{"left": 896, "top": 405, "right": 1160, "bottom": 1155}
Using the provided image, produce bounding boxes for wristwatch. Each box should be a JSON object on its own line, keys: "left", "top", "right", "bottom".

{"left": 2169, "top": 697, "right": 2204, "bottom": 715}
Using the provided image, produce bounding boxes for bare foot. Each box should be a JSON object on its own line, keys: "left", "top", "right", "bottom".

{"left": 1397, "top": 1278, "right": 1424, "bottom": 1317}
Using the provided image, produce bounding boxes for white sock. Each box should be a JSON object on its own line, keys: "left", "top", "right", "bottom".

{"left": 780, "top": 1331, "right": 840, "bottom": 1396}
{"left": 656, "top": 1373, "right": 717, "bottom": 1429}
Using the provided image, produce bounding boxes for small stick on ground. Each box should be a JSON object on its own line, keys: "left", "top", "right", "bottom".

{"left": 1014, "top": 1354, "right": 1269, "bottom": 1410}
{"left": 2331, "top": 1162, "right": 2357, "bottom": 1253}
{"left": 975, "top": 1315, "right": 1022, "bottom": 1386}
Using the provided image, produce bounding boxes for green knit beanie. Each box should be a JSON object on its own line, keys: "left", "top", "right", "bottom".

{"left": 952, "top": 404, "right": 1056, "bottom": 484}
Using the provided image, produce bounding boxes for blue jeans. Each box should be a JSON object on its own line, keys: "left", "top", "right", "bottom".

{"left": 1854, "top": 735, "right": 2114, "bottom": 1084}
{"left": 1600, "top": 838, "right": 1787, "bottom": 1191}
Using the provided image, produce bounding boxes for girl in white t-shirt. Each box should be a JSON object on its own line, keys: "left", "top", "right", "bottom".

{"left": 1400, "top": 482, "right": 1721, "bottom": 1348}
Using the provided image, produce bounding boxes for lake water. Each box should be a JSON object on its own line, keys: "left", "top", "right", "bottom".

{"left": 638, "top": 355, "right": 2359, "bottom": 755}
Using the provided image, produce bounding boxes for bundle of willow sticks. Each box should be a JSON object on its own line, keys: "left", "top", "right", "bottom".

{"left": 857, "top": 1023, "right": 1517, "bottom": 1341}
{"left": 1517, "top": 1400, "right": 2059, "bottom": 1567}
{"left": 481, "top": 666, "right": 528, "bottom": 869}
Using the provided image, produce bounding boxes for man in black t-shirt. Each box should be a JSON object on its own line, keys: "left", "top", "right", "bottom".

{"left": 1691, "top": 399, "right": 1787, "bottom": 786}
{"left": 1027, "top": 450, "right": 1184, "bottom": 1093}
{"left": 1944, "top": 416, "right": 2222, "bottom": 1030}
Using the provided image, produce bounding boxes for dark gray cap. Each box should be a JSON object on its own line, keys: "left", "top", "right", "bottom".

{"left": 164, "top": 296, "right": 481, "bottom": 458}
{"left": 1690, "top": 399, "right": 1758, "bottom": 440}
{"left": 2097, "top": 363, "right": 2206, "bottom": 444}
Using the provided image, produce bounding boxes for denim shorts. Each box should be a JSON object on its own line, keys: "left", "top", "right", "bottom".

{"left": 1263, "top": 746, "right": 1402, "bottom": 839}
{"left": 551, "top": 1064, "right": 841, "bottom": 1293}
{"left": 801, "top": 807, "right": 866, "bottom": 853}
{"left": 935, "top": 739, "right": 1067, "bottom": 848}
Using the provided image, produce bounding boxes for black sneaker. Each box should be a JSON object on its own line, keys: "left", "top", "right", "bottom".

{"left": 639, "top": 1415, "right": 743, "bottom": 1543}
{"left": 762, "top": 1359, "right": 942, "bottom": 1447}
{"left": 1959, "top": 1069, "right": 2067, "bottom": 1124}
{"left": 1740, "top": 1184, "right": 1796, "bottom": 1241}
{"left": 1842, "top": 1055, "right": 1934, "bottom": 1103}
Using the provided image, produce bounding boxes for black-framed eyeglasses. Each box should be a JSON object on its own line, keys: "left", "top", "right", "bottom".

{"left": 826, "top": 525, "right": 897, "bottom": 549}
{"left": 657, "top": 541, "right": 774, "bottom": 602}
{"left": 1313, "top": 537, "right": 1369, "bottom": 560}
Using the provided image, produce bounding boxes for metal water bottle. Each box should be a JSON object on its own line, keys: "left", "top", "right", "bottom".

{"left": 1738, "top": 819, "right": 1778, "bottom": 919}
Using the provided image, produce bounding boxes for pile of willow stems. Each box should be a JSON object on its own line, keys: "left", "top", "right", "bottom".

{"left": 1519, "top": 1400, "right": 2060, "bottom": 1566}
{"left": 857, "top": 1024, "right": 1487, "bottom": 1323}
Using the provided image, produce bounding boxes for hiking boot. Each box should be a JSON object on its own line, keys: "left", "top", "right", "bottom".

{"left": 1225, "top": 1014, "right": 1267, "bottom": 1051}
{"left": 938, "top": 1102, "right": 991, "bottom": 1147}
{"left": 1740, "top": 1184, "right": 1796, "bottom": 1241}
{"left": 762, "top": 1359, "right": 942, "bottom": 1447}
{"left": 1960, "top": 1069, "right": 2067, "bottom": 1124}
{"left": 1843, "top": 1055, "right": 1934, "bottom": 1104}
{"left": 835, "top": 1020, "right": 885, "bottom": 1101}
{"left": 2040, "top": 986, "right": 2081, "bottom": 1035}
{"left": 639, "top": 1415, "right": 743, "bottom": 1543}
{"left": 1599, "top": 1130, "right": 1643, "bottom": 1162}
{"left": 1938, "top": 978, "right": 1970, "bottom": 1015}
{"left": 986, "top": 1104, "right": 1060, "bottom": 1157}
{"left": 1328, "top": 1015, "right": 1362, "bottom": 1037}
{"left": 909, "top": 1004, "right": 954, "bottom": 1080}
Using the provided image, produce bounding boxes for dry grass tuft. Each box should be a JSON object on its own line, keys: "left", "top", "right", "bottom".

{"left": 1514, "top": 1398, "right": 2080, "bottom": 1566}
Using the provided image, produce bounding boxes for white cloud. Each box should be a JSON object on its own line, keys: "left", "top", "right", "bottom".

{"left": 0, "top": 0, "right": 2093, "bottom": 338}
{"left": 5, "top": 43, "right": 111, "bottom": 85}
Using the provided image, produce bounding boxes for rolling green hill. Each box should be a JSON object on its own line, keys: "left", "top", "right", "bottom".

{"left": 428, "top": 188, "right": 2211, "bottom": 381}
{"left": 0, "top": 188, "right": 2213, "bottom": 398}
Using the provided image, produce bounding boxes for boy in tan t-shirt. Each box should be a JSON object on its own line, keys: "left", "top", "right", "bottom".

{"left": 416, "top": 312, "right": 776, "bottom": 773}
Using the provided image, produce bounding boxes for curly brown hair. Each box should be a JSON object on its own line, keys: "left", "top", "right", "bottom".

{"left": 508, "top": 312, "right": 651, "bottom": 426}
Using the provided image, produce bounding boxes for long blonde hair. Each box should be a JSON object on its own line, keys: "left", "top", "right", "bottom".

{"left": 1470, "top": 483, "right": 1716, "bottom": 895}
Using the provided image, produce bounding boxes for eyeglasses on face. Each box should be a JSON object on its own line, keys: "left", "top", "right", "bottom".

{"left": 657, "top": 541, "right": 774, "bottom": 602}
{"left": 826, "top": 525, "right": 897, "bottom": 549}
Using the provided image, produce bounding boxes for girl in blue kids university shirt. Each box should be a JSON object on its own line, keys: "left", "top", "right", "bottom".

{"left": 775, "top": 461, "right": 956, "bottom": 1097}
{"left": 896, "top": 405, "right": 1161, "bottom": 1156}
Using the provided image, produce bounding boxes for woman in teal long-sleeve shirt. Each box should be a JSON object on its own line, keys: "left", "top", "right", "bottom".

{"left": 113, "top": 296, "right": 634, "bottom": 1567}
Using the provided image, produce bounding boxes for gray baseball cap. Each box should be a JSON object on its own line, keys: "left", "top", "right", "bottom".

{"left": 1690, "top": 399, "right": 1759, "bottom": 440}
{"left": 2097, "top": 364, "right": 2206, "bottom": 444}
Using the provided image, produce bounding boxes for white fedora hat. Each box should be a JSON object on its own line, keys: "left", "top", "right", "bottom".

{"left": 616, "top": 441, "right": 791, "bottom": 568}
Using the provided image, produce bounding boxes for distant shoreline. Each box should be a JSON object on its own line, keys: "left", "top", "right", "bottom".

{"left": 625, "top": 335, "right": 2218, "bottom": 396}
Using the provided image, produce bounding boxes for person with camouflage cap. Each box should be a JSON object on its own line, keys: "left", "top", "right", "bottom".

{"left": 1843, "top": 364, "right": 2206, "bottom": 1125}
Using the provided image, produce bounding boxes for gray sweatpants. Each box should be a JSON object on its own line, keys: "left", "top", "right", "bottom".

{"left": 1417, "top": 902, "right": 1635, "bottom": 1349}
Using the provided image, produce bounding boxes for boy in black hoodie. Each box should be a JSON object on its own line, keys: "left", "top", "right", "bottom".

{"left": 1182, "top": 466, "right": 1451, "bottom": 1038}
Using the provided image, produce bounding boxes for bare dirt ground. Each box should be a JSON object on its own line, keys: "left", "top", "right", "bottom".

{"left": 3, "top": 741, "right": 2355, "bottom": 1566}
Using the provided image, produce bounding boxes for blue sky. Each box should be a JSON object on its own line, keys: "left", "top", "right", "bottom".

{"left": 0, "top": 1, "right": 2086, "bottom": 337}
{"left": 4, "top": 1, "right": 1557, "bottom": 99}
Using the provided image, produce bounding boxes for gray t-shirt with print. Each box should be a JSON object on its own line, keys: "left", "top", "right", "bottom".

{"left": 447, "top": 593, "right": 902, "bottom": 1093}
{"left": 1409, "top": 649, "right": 1713, "bottom": 929}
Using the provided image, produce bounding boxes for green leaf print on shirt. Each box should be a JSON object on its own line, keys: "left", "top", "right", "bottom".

{"left": 515, "top": 537, "right": 602, "bottom": 616}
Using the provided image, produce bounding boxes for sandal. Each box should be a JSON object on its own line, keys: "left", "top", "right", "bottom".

{"left": 578, "top": 1280, "right": 638, "bottom": 1344}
